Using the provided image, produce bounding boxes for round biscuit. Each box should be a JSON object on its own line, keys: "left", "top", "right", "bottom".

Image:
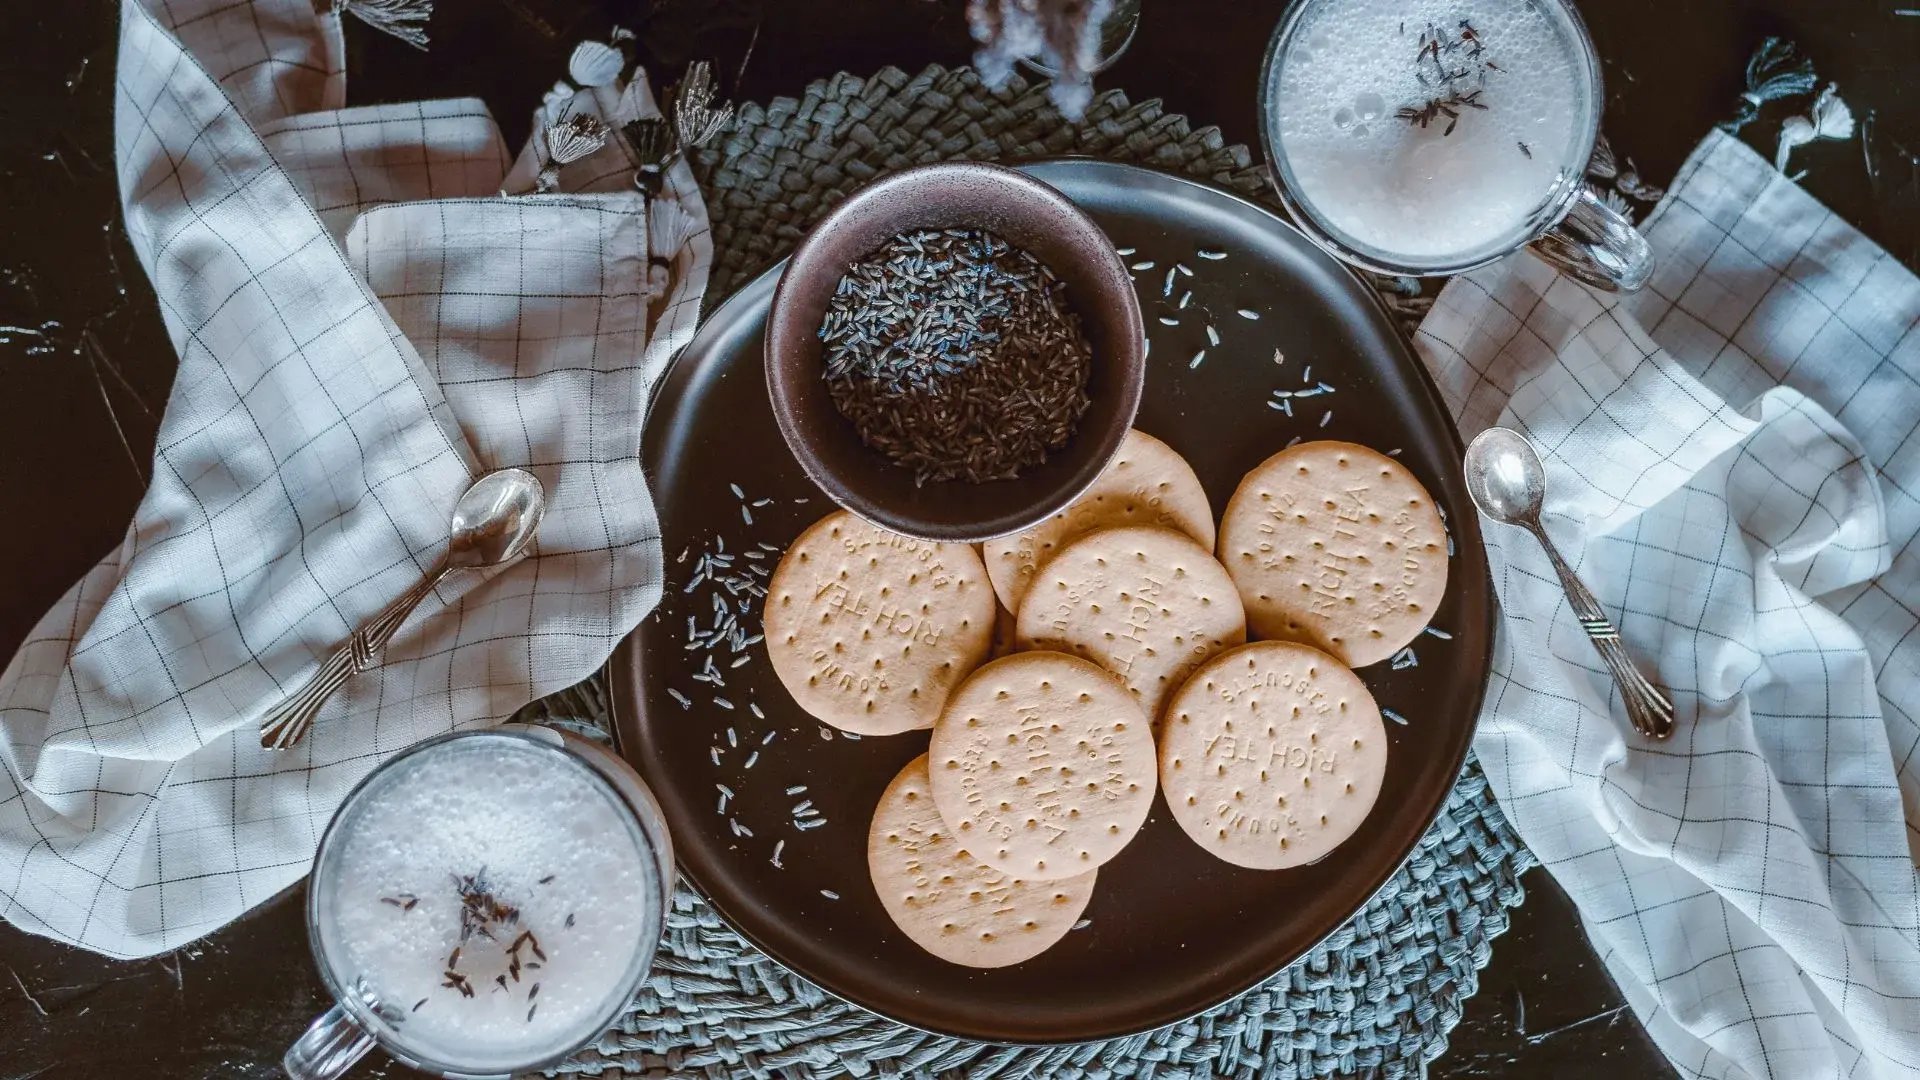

{"left": 765, "top": 510, "right": 994, "bottom": 735}
{"left": 1015, "top": 525, "right": 1246, "bottom": 725}
{"left": 1160, "top": 641, "right": 1387, "bottom": 870}
{"left": 867, "top": 754, "right": 1095, "bottom": 968}
{"left": 983, "top": 429, "right": 1214, "bottom": 615}
{"left": 928, "top": 652, "right": 1156, "bottom": 880}
{"left": 1217, "top": 441, "right": 1447, "bottom": 667}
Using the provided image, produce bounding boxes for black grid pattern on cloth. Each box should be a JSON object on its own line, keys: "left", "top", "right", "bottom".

{"left": 260, "top": 98, "right": 513, "bottom": 240}
{"left": 0, "top": 0, "right": 705, "bottom": 958}
{"left": 1415, "top": 129, "right": 1920, "bottom": 1080}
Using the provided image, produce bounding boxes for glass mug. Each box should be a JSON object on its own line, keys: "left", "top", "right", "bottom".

{"left": 283, "top": 727, "right": 673, "bottom": 1080}
{"left": 1259, "top": 0, "right": 1652, "bottom": 291}
{"left": 1020, "top": 0, "right": 1144, "bottom": 77}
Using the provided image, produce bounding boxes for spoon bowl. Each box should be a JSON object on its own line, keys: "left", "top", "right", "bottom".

{"left": 1463, "top": 427, "right": 1548, "bottom": 527}
{"left": 450, "top": 467, "right": 546, "bottom": 568}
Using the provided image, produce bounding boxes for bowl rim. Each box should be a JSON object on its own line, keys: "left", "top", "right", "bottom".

{"left": 764, "top": 160, "right": 1145, "bottom": 543}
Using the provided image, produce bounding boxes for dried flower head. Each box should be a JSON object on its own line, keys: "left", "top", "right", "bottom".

{"left": 670, "top": 61, "right": 735, "bottom": 154}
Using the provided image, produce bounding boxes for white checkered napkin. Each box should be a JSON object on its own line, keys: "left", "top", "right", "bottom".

{"left": 261, "top": 99, "right": 512, "bottom": 240}
{"left": 0, "top": 0, "right": 705, "bottom": 958}
{"left": 1417, "top": 129, "right": 1920, "bottom": 1080}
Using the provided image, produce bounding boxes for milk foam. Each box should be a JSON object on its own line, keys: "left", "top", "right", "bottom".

{"left": 318, "top": 739, "right": 655, "bottom": 1072}
{"left": 1272, "top": 0, "right": 1588, "bottom": 266}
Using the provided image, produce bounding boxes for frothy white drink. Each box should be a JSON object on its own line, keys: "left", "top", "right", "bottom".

{"left": 316, "top": 737, "right": 656, "bottom": 1073}
{"left": 1270, "top": 0, "right": 1591, "bottom": 267}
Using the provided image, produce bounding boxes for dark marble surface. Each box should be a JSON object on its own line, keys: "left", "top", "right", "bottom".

{"left": 1, "top": 0, "right": 1914, "bottom": 1076}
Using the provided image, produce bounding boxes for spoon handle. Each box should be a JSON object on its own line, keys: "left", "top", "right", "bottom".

{"left": 260, "top": 558, "right": 454, "bottom": 750}
{"left": 1526, "top": 522, "right": 1676, "bottom": 740}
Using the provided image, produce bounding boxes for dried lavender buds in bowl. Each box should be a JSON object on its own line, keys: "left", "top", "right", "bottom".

{"left": 819, "top": 228, "right": 1094, "bottom": 486}
{"left": 765, "top": 161, "right": 1144, "bottom": 544}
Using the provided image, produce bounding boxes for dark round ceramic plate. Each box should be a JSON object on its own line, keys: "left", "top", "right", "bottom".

{"left": 610, "top": 158, "right": 1493, "bottom": 1044}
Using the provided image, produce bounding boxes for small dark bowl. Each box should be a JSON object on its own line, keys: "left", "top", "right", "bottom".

{"left": 765, "top": 162, "right": 1146, "bottom": 542}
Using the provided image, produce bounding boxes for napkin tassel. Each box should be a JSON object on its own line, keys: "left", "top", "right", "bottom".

{"left": 319, "top": 0, "right": 434, "bottom": 50}
{"left": 1717, "top": 36, "right": 1817, "bottom": 135}
{"left": 1774, "top": 84, "right": 1855, "bottom": 179}
{"left": 534, "top": 112, "right": 612, "bottom": 194}
{"left": 649, "top": 199, "right": 695, "bottom": 262}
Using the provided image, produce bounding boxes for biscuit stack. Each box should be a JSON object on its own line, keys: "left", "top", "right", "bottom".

{"left": 763, "top": 431, "right": 1447, "bottom": 967}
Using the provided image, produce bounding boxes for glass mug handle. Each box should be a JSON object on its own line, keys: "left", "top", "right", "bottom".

{"left": 1528, "top": 184, "right": 1654, "bottom": 292}
{"left": 283, "top": 1002, "right": 377, "bottom": 1080}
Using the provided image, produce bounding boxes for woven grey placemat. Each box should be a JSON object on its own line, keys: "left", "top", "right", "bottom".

{"left": 540, "top": 64, "right": 1535, "bottom": 1080}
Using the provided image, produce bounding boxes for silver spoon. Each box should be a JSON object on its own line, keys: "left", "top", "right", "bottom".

{"left": 260, "top": 469, "right": 546, "bottom": 750}
{"left": 1464, "top": 428, "right": 1675, "bottom": 740}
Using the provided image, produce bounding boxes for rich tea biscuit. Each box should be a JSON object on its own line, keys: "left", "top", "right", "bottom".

{"left": 928, "top": 652, "right": 1156, "bottom": 880}
{"left": 1217, "top": 441, "right": 1446, "bottom": 667}
{"left": 765, "top": 510, "right": 994, "bottom": 735}
{"left": 1015, "top": 525, "right": 1246, "bottom": 725}
{"left": 1160, "top": 641, "right": 1387, "bottom": 870}
{"left": 983, "top": 429, "right": 1214, "bottom": 615}
{"left": 867, "top": 755, "right": 1095, "bottom": 968}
